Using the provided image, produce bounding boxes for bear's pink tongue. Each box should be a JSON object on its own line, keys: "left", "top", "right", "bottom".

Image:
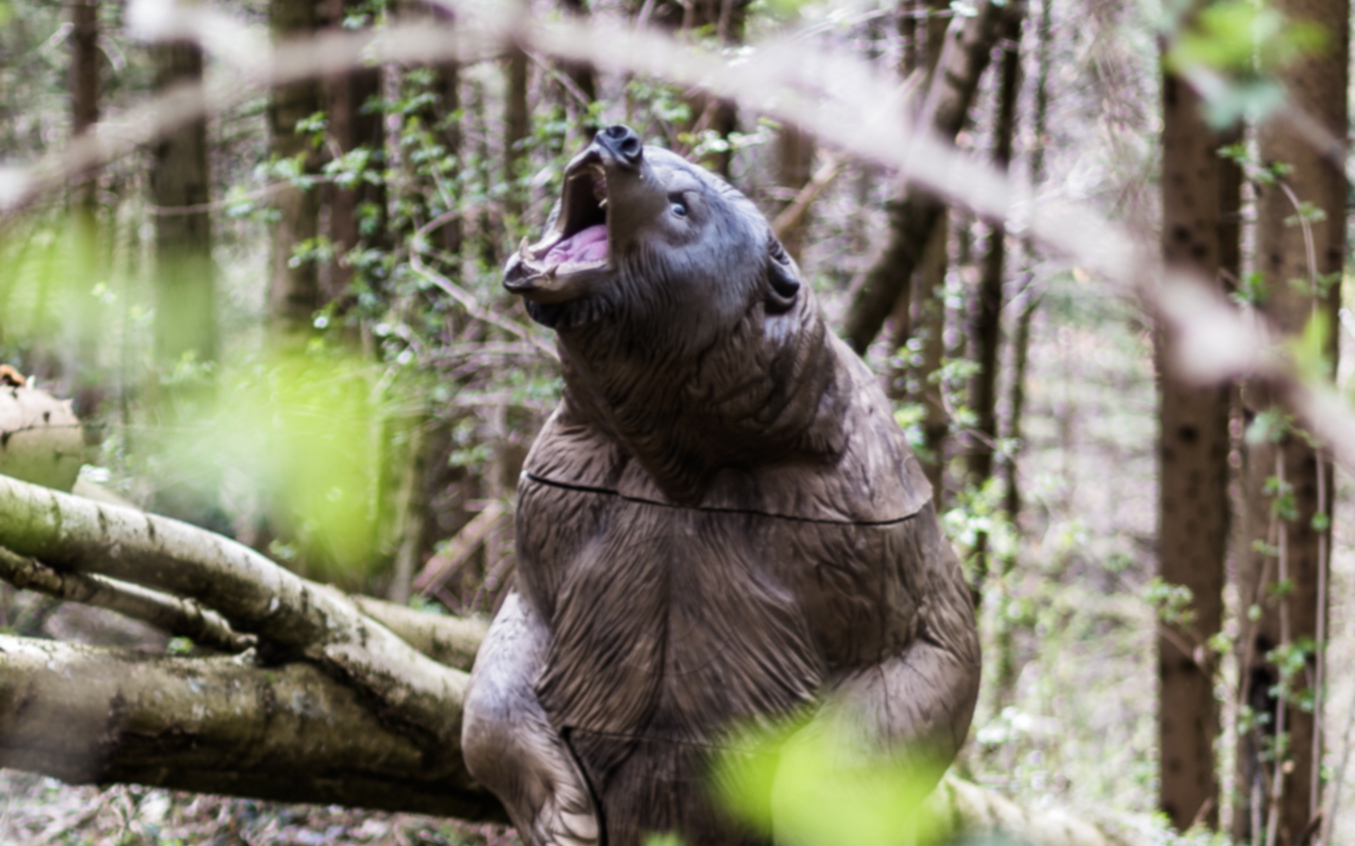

{"left": 543, "top": 224, "right": 608, "bottom": 267}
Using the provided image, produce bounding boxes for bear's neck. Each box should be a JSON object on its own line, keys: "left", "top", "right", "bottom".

{"left": 555, "top": 298, "right": 849, "bottom": 506}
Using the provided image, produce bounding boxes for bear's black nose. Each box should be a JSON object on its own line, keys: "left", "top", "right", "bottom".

{"left": 597, "top": 124, "right": 643, "bottom": 165}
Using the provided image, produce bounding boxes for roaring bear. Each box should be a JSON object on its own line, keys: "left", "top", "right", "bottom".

{"left": 462, "top": 124, "right": 980, "bottom": 846}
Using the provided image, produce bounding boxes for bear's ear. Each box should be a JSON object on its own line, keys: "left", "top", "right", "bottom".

{"left": 765, "top": 234, "right": 801, "bottom": 314}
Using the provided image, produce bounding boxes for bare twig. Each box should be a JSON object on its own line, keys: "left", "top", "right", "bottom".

{"left": 771, "top": 151, "right": 843, "bottom": 242}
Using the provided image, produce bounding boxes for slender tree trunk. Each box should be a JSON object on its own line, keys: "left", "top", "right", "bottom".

{"left": 967, "top": 4, "right": 1023, "bottom": 595}
{"left": 324, "top": 0, "right": 387, "bottom": 307}
{"left": 559, "top": 0, "right": 599, "bottom": 139}
{"left": 69, "top": 0, "right": 99, "bottom": 212}
{"left": 1234, "top": 2, "right": 1347, "bottom": 842}
{"left": 843, "top": 0, "right": 1021, "bottom": 355}
{"left": 151, "top": 43, "right": 216, "bottom": 368}
{"left": 473, "top": 79, "right": 498, "bottom": 268}
{"left": 898, "top": 0, "right": 954, "bottom": 495}
{"left": 994, "top": 0, "right": 1052, "bottom": 708}
{"left": 148, "top": 41, "right": 225, "bottom": 530}
{"left": 774, "top": 124, "right": 816, "bottom": 263}
{"left": 268, "top": 0, "right": 323, "bottom": 340}
{"left": 1156, "top": 44, "right": 1239, "bottom": 833}
{"left": 503, "top": 43, "right": 530, "bottom": 225}
{"left": 435, "top": 51, "right": 464, "bottom": 259}
{"left": 68, "top": 0, "right": 102, "bottom": 416}
{"left": 913, "top": 222, "right": 949, "bottom": 497}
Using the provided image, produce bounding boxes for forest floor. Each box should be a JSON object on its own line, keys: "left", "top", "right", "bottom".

{"left": 0, "top": 770, "right": 518, "bottom": 846}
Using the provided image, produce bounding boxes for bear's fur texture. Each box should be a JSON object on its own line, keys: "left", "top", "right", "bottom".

{"left": 462, "top": 125, "right": 981, "bottom": 846}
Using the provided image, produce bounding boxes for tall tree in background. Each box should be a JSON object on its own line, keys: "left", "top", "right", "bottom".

{"left": 69, "top": 0, "right": 99, "bottom": 214}
{"left": 151, "top": 42, "right": 216, "bottom": 370}
{"left": 149, "top": 38, "right": 224, "bottom": 530}
{"left": 1235, "top": 2, "right": 1347, "bottom": 842}
{"left": 559, "top": 0, "right": 598, "bottom": 133}
{"left": 842, "top": 0, "right": 1022, "bottom": 355}
{"left": 267, "top": 0, "right": 323, "bottom": 339}
{"left": 774, "top": 124, "right": 815, "bottom": 263}
{"left": 966, "top": 3, "right": 1023, "bottom": 592}
{"left": 994, "top": 0, "right": 1052, "bottom": 712}
{"left": 67, "top": 0, "right": 101, "bottom": 414}
{"left": 905, "top": 0, "right": 954, "bottom": 497}
{"left": 1156, "top": 12, "right": 1238, "bottom": 831}
{"left": 324, "top": 0, "right": 387, "bottom": 309}
{"left": 503, "top": 42, "right": 530, "bottom": 225}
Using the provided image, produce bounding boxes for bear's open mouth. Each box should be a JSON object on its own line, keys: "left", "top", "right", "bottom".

{"left": 524, "top": 156, "right": 610, "bottom": 277}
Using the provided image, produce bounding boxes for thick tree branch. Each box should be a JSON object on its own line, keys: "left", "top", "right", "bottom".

{"left": 0, "top": 635, "right": 501, "bottom": 820}
{"left": 0, "top": 474, "right": 468, "bottom": 755}
{"left": 0, "top": 545, "right": 252, "bottom": 654}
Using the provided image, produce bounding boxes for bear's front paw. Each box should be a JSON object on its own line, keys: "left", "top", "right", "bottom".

{"left": 528, "top": 779, "right": 599, "bottom": 846}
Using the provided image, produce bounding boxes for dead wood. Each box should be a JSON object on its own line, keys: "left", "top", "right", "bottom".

{"left": 0, "top": 545, "right": 252, "bottom": 654}
{"left": 0, "top": 387, "right": 84, "bottom": 493}
{"left": 0, "top": 474, "right": 469, "bottom": 755}
{"left": 0, "top": 634, "right": 499, "bottom": 820}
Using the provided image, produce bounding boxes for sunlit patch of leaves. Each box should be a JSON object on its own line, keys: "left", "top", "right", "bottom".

{"left": 713, "top": 711, "right": 947, "bottom": 846}
{"left": 1164, "top": 0, "right": 1329, "bottom": 126}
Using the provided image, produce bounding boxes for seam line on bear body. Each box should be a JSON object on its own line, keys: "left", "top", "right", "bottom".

{"left": 522, "top": 472, "right": 924, "bottom": 527}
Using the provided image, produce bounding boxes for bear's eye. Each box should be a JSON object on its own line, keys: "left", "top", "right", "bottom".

{"left": 669, "top": 196, "right": 689, "bottom": 217}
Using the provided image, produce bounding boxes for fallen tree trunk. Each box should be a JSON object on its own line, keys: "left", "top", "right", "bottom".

{"left": 0, "top": 634, "right": 499, "bottom": 820}
{"left": 0, "top": 471, "right": 1135, "bottom": 845}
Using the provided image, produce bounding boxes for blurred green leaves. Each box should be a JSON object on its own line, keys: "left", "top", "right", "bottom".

{"left": 1164, "top": 1, "right": 1329, "bottom": 127}
{"left": 183, "top": 349, "right": 383, "bottom": 584}
{"left": 713, "top": 712, "right": 944, "bottom": 846}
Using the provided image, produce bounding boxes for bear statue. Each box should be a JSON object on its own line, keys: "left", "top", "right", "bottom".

{"left": 461, "top": 124, "right": 981, "bottom": 846}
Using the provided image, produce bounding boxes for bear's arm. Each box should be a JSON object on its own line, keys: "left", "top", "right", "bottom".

{"left": 789, "top": 504, "right": 981, "bottom": 791}
{"left": 461, "top": 592, "right": 599, "bottom": 846}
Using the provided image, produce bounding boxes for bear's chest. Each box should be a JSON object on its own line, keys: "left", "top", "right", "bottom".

{"left": 514, "top": 472, "right": 913, "bottom": 742}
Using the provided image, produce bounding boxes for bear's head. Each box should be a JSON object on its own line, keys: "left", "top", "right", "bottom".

{"left": 503, "top": 125, "right": 844, "bottom": 503}
{"left": 504, "top": 125, "right": 803, "bottom": 348}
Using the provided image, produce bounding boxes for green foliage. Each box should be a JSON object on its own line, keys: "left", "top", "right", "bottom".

{"left": 1289, "top": 309, "right": 1334, "bottom": 382}
{"left": 713, "top": 712, "right": 944, "bottom": 846}
{"left": 1165, "top": 1, "right": 1330, "bottom": 126}
{"left": 1143, "top": 577, "right": 1196, "bottom": 627}
{"left": 163, "top": 348, "right": 385, "bottom": 586}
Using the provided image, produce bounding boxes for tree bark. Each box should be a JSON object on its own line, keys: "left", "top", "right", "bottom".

{"left": 1235, "top": 1, "right": 1347, "bottom": 841}
{"left": 504, "top": 41, "right": 530, "bottom": 224}
{"left": 559, "top": 0, "right": 598, "bottom": 116}
{"left": 67, "top": 0, "right": 103, "bottom": 417}
{"left": 774, "top": 123, "right": 816, "bottom": 263}
{"left": 268, "top": 0, "right": 324, "bottom": 339}
{"left": 966, "top": 4, "right": 1023, "bottom": 594}
{"left": 151, "top": 42, "right": 217, "bottom": 367}
{"left": 1156, "top": 58, "right": 1238, "bottom": 833}
{"left": 842, "top": 0, "right": 1022, "bottom": 354}
{"left": 897, "top": 0, "right": 953, "bottom": 496}
{"left": 69, "top": 0, "right": 99, "bottom": 211}
{"left": 323, "top": 0, "right": 387, "bottom": 306}
{"left": 913, "top": 221, "right": 949, "bottom": 497}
